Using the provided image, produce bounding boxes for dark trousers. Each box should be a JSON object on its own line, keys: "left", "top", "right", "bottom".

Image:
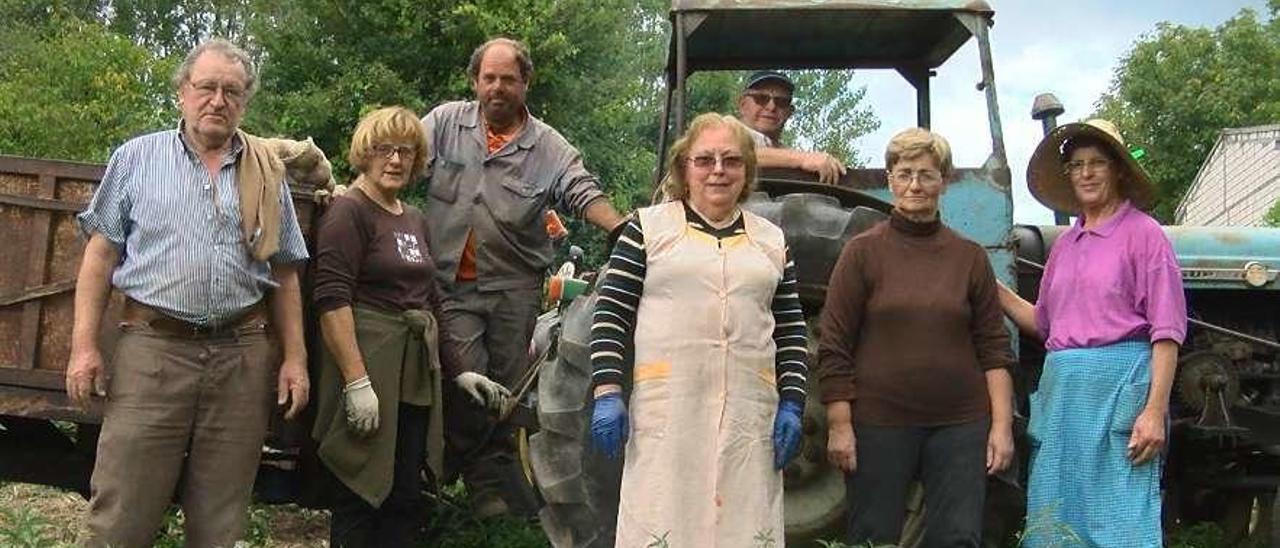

{"left": 330, "top": 404, "right": 429, "bottom": 548}
{"left": 846, "top": 418, "right": 990, "bottom": 548}
{"left": 439, "top": 282, "right": 542, "bottom": 515}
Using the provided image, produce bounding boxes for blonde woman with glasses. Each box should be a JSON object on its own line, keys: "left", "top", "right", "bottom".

{"left": 588, "top": 113, "right": 809, "bottom": 547}
{"left": 311, "top": 106, "right": 509, "bottom": 547}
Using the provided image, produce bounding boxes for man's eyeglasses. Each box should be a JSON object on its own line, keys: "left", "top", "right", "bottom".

{"left": 742, "top": 91, "right": 793, "bottom": 110}
{"left": 1064, "top": 158, "right": 1111, "bottom": 176}
{"left": 373, "top": 144, "right": 416, "bottom": 160}
{"left": 889, "top": 169, "right": 944, "bottom": 187}
{"left": 188, "top": 80, "right": 247, "bottom": 104}
{"left": 688, "top": 154, "right": 746, "bottom": 171}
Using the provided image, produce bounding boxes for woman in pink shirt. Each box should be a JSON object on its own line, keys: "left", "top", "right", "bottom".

{"left": 998, "top": 119, "right": 1186, "bottom": 547}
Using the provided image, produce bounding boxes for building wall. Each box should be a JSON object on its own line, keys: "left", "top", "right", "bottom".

{"left": 1177, "top": 126, "right": 1280, "bottom": 227}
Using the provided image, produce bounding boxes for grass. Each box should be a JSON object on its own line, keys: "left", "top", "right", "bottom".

{"left": 0, "top": 482, "right": 325, "bottom": 547}
{"left": 420, "top": 481, "right": 548, "bottom": 548}
{"left": 0, "top": 480, "right": 1261, "bottom": 548}
{"left": 0, "top": 481, "right": 545, "bottom": 548}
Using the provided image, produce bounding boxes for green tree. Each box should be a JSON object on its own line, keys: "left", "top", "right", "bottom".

{"left": 108, "top": 0, "right": 256, "bottom": 57}
{"left": 0, "top": 0, "right": 879, "bottom": 263}
{"left": 1095, "top": 5, "right": 1280, "bottom": 222}
{"left": 234, "top": 0, "right": 669, "bottom": 263}
{"left": 785, "top": 71, "right": 880, "bottom": 167}
{"left": 0, "top": 17, "right": 175, "bottom": 163}
{"left": 0, "top": 0, "right": 104, "bottom": 28}
{"left": 1264, "top": 199, "right": 1280, "bottom": 227}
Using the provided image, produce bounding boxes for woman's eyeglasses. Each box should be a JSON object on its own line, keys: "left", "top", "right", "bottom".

{"left": 1064, "top": 158, "right": 1111, "bottom": 175}
{"left": 372, "top": 144, "right": 416, "bottom": 160}
{"left": 687, "top": 154, "right": 746, "bottom": 171}
{"left": 889, "top": 169, "right": 944, "bottom": 187}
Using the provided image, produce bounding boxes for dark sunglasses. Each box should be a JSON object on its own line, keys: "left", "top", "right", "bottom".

{"left": 743, "top": 91, "right": 794, "bottom": 110}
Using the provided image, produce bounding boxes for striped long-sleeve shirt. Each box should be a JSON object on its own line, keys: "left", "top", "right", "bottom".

{"left": 590, "top": 203, "right": 809, "bottom": 404}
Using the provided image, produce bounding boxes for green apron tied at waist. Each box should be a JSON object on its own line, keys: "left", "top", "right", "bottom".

{"left": 312, "top": 305, "right": 446, "bottom": 507}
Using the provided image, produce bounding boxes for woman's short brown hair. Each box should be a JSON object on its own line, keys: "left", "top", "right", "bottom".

{"left": 661, "top": 113, "right": 758, "bottom": 203}
{"left": 348, "top": 106, "right": 429, "bottom": 180}
{"left": 885, "top": 127, "right": 954, "bottom": 178}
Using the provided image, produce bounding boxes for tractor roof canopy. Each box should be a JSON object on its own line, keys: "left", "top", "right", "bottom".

{"left": 668, "top": 0, "right": 994, "bottom": 71}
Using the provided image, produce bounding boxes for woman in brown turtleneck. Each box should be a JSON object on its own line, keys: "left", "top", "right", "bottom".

{"left": 817, "top": 127, "right": 1015, "bottom": 547}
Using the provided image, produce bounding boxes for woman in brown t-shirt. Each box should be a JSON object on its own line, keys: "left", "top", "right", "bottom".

{"left": 311, "top": 107, "right": 509, "bottom": 548}
{"left": 817, "top": 128, "right": 1015, "bottom": 547}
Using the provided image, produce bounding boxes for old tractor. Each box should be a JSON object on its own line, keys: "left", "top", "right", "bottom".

{"left": 529, "top": 1, "right": 1018, "bottom": 546}
{"left": 527, "top": 1, "right": 1280, "bottom": 547}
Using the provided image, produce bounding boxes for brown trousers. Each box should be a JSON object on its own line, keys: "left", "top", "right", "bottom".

{"left": 82, "top": 321, "right": 276, "bottom": 548}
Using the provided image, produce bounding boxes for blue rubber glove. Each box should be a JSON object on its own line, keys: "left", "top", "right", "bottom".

{"left": 591, "top": 392, "right": 629, "bottom": 460}
{"left": 773, "top": 399, "right": 804, "bottom": 469}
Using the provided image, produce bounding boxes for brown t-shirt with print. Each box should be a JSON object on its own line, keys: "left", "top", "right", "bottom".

{"left": 313, "top": 187, "right": 462, "bottom": 376}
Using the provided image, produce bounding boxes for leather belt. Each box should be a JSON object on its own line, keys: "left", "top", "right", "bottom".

{"left": 123, "top": 297, "right": 269, "bottom": 339}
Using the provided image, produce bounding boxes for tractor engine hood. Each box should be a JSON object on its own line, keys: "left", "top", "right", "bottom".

{"left": 1025, "top": 224, "right": 1280, "bottom": 291}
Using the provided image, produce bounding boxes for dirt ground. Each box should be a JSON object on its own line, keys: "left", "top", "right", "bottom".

{"left": 0, "top": 482, "right": 329, "bottom": 547}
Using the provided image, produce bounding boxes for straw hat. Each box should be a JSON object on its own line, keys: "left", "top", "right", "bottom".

{"left": 1027, "top": 119, "right": 1155, "bottom": 213}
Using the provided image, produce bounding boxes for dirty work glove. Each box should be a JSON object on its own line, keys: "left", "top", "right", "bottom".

{"left": 773, "top": 399, "right": 804, "bottom": 469}
{"left": 454, "top": 371, "right": 511, "bottom": 414}
{"left": 591, "top": 392, "right": 629, "bottom": 460}
{"left": 343, "top": 375, "right": 380, "bottom": 435}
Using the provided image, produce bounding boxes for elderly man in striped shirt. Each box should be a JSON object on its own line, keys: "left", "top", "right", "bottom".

{"left": 68, "top": 39, "right": 310, "bottom": 548}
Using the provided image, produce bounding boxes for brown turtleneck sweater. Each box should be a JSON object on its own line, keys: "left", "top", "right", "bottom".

{"left": 817, "top": 210, "right": 1013, "bottom": 426}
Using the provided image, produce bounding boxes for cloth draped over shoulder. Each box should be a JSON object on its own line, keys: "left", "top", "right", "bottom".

{"left": 235, "top": 131, "right": 285, "bottom": 262}
{"left": 312, "top": 306, "right": 445, "bottom": 507}
{"left": 235, "top": 131, "right": 336, "bottom": 262}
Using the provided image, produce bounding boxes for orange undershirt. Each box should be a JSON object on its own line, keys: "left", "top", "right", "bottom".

{"left": 455, "top": 122, "right": 520, "bottom": 282}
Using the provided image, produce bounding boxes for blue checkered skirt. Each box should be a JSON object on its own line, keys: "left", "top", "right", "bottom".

{"left": 1023, "top": 340, "right": 1162, "bottom": 548}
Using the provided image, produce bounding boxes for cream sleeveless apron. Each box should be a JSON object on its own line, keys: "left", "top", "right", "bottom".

{"left": 614, "top": 200, "right": 787, "bottom": 548}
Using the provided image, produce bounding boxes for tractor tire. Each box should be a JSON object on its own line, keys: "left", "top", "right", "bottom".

{"left": 741, "top": 191, "right": 887, "bottom": 307}
{"left": 529, "top": 292, "right": 622, "bottom": 548}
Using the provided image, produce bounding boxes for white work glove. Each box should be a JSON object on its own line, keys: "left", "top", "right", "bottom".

{"left": 454, "top": 371, "right": 511, "bottom": 414}
{"left": 343, "top": 375, "right": 380, "bottom": 435}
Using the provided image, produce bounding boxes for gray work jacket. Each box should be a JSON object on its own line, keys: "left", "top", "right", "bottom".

{"left": 421, "top": 101, "right": 606, "bottom": 291}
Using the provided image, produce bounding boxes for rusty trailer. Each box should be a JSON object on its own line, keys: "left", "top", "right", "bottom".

{"left": 0, "top": 154, "right": 325, "bottom": 497}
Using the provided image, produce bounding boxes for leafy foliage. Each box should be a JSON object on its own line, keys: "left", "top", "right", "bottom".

{"left": 0, "top": 17, "right": 175, "bottom": 163}
{"left": 0, "top": 0, "right": 878, "bottom": 230}
{"left": 785, "top": 71, "right": 881, "bottom": 168}
{"left": 1094, "top": 5, "right": 1280, "bottom": 222}
{"left": 148, "top": 505, "right": 271, "bottom": 548}
{"left": 415, "top": 480, "right": 548, "bottom": 547}
{"left": 1265, "top": 199, "right": 1280, "bottom": 227}
{"left": 0, "top": 504, "right": 58, "bottom": 548}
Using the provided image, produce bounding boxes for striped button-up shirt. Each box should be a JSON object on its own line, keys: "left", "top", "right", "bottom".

{"left": 77, "top": 126, "right": 309, "bottom": 327}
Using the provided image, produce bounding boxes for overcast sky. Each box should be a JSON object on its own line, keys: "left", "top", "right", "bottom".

{"left": 848, "top": 0, "right": 1272, "bottom": 224}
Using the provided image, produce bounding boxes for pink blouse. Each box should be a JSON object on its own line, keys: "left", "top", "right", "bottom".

{"left": 1035, "top": 201, "right": 1187, "bottom": 351}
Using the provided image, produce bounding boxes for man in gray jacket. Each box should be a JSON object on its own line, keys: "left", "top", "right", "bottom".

{"left": 421, "top": 37, "right": 624, "bottom": 517}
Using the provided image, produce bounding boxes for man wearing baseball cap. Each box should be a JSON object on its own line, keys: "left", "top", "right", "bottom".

{"left": 737, "top": 70, "right": 847, "bottom": 184}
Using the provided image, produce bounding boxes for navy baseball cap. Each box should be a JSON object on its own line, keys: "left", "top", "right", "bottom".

{"left": 743, "top": 70, "right": 794, "bottom": 92}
